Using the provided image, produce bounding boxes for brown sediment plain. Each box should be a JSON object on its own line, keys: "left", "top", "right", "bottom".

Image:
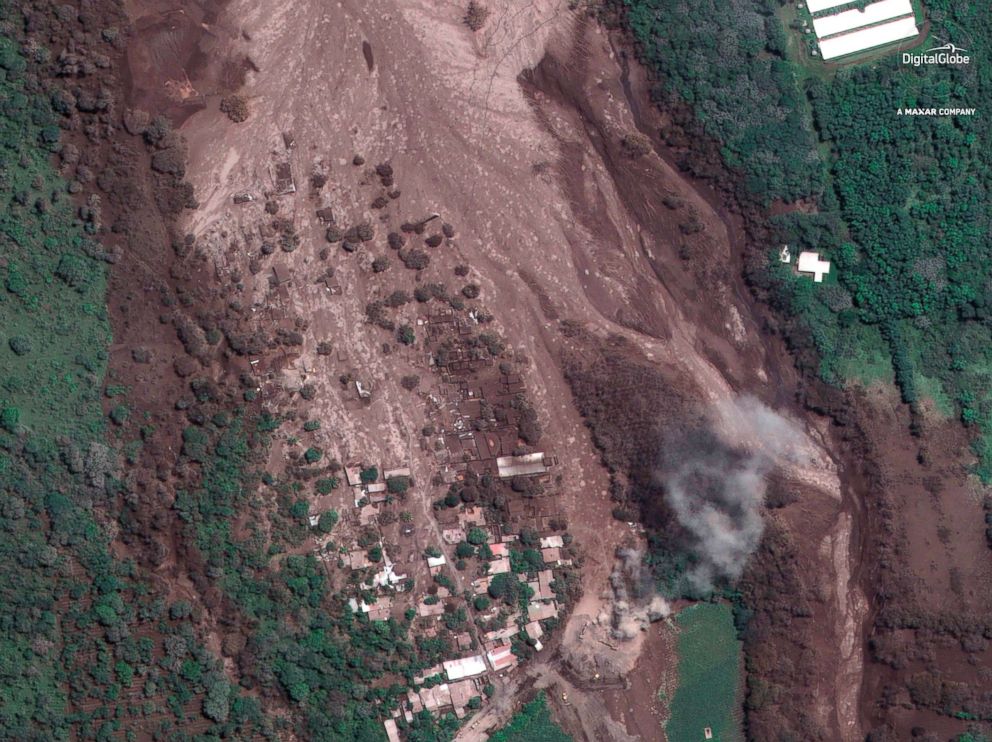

{"left": 123, "top": 0, "right": 866, "bottom": 739}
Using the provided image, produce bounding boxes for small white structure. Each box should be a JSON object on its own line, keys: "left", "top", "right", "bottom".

{"left": 426, "top": 554, "right": 447, "bottom": 569}
{"left": 443, "top": 655, "right": 487, "bottom": 681}
{"left": 779, "top": 245, "right": 792, "bottom": 264}
{"left": 539, "top": 535, "right": 564, "bottom": 549}
{"left": 797, "top": 251, "right": 831, "bottom": 283}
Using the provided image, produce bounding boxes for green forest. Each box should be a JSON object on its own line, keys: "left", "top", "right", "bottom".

{"left": 623, "top": 0, "right": 992, "bottom": 475}
{"left": 0, "top": 31, "right": 272, "bottom": 741}
{"left": 0, "top": 14, "right": 465, "bottom": 742}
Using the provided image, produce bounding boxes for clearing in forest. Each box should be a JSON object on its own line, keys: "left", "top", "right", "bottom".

{"left": 666, "top": 603, "right": 743, "bottom": 742}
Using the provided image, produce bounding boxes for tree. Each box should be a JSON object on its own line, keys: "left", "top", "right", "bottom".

{"left": 387, "top": 475, "right": 410, "bottom": 494}
{"left": 360, "top": 466, "right": 378, "bottom": 483}
{"left": 0, "top": 405, "right": 19, "bottom": 433}
{"left": 467, "top": 527, "right": 488, "bottom": 545}
{"left": 304, "top": 447, "right": 323, "bottom": 463}
{"left": 317, "top": 510, "right": 339, "bottom": 533}
{"left": 488, "top": 573, "right": 518, "bottom": 604}
{"left": 455, "top": 541, "right": 475, "bottom": 559}
{"left": 397, "top": 325, "right": 415, "bottom": 345}
{"left": 8, "top": 336, "right": 31, "bottom": 355}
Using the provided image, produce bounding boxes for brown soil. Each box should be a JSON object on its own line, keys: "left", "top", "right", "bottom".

{"left": 49, "top": 0, "right": 990, "bottom": 737}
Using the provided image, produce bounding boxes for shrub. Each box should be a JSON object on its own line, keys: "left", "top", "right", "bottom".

{"left": 0, "top": 406, "right": 19, "bottom": 433}
{"left": 387, "top": 476, "right": 411, "bottom": 494}
{"left": 8, "top": 336, "right": 31, "bottom": 355}
{"left": 401, "top": 375, "right": 420, "bottom": 391}
{"left": 400, "top": 249, "right": 430, "bottom": 270}
{"left": 620, "top": 131, "right": 652, "bottom": 158}
{"left": 462, "top": 283, "right": 480, "bottom": 299}
{"left": 465, "top": 1, "right": 490, "bottom": 31}
{"left": 315, "top": 477, "right": 338, "bottom": 494}
{"left": 109, "top": 404, "right": 129, "bottom": 426}
{"left": 219, "top": 95, "right": 249, "bottom": 123}
{"left": 467, "top": 527, "right": 488, "bottom": 545}
{"left": 303, "top": 420, "right": 320, "bottom": 432}
{"left": 473, "top": 595, "right": 491, "bottom": 611}
{"left": 303, "top": 447, "right": 323, "bottom": 463}
{"left": 397, "top": 325, "right": 415, "bottom": 345}
{"left": 372, "top": 256, "right": 390, "bottom": 273}
{"left": 317, "top": 510, "right": 339, "bottom": 533}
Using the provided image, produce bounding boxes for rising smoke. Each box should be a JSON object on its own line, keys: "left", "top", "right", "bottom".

{"left": 610, "top": 547, "right": 671, "bottom": 640}
{"left": 661, "top": 396, "right": 805, "bottom": 593}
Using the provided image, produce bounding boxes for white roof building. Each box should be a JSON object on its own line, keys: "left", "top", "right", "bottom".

{"left": 812, "top": 0, "right": 912, "bottom": 39}
{"left": 805, "top": 0, "right": 854, "bottom": 12}
{"left": 818, "top": 16, "right": 917, "bottom": 60}
{"left": 426, "top": 554, "right": 447, "bottom": 569}
{"left": 496, "top": 453, "right": 548, "bottom": 479}
{"left": 443, "top": 655, "right": 487, "bottom": 681}
{"left": 539, "top": 535, "right": 564, "bottom": 549}
{"left": 797, "top": 251, "right": 831, "bottom": 283}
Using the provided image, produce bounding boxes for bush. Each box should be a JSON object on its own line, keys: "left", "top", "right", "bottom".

{"left": 401, "top": 375, "right": 420, "bottom": 391}
{"left": 220, "top": 95, "right": 249, "bottom": 123}
{"left": 0, "top": 406, "right": 19, "bottom": 433}
{"left": 317, "top": 510, "right": 339, "bottom": 533}
{"left": 397, "top": 325, "right": 415, "bottom": 345}
{"left": 467, "top": 527, "right": 488, "bottom": 545}
{"left": 315, "top": 477, "right": 338, "bottom": 494}
{"left": 400, "top": 249, "right": 430, "bottom": 270}
{"left": 8, "top": 336, "right": 31, "bottom": 355}
{"left": 465, "top": 1, "right": 490, "bottom": 31}
{"left": 387, "top": 475, "right": 410, "bottom": 494}
{"left": 303, "top": 447, "right": 323, "bottom": 464}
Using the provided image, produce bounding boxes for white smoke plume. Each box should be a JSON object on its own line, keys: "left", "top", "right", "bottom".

{"left": 610, "top": 547, "right": 672, "bottom": 640}
{"left": 662, "top": 396, "right": 805, "bottom": 593}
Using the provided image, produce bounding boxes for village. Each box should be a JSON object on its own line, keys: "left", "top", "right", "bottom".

{"left": 307, "top": 318, "right": 580, "bottom": 741}
{"left": 227, "top": 177, "right": 581, "bottom": 737}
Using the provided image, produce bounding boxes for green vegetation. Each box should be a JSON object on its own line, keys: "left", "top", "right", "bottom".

{"left": 623, "top": 0, "right": 992, "bottom": 476}
{"left": 0, "top": 27, "right": 267, "bottom": 740}
{"left": 489, "top": 693, "right": 572, "bottom": 742}
{"left": 667, "top": 603, "right": 742, "bottom": 742}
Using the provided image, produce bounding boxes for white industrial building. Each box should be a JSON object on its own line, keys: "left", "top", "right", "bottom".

{"left": 812, "top": 0, "right": 912, "bottom": 38}
{"left": 805, "top": 0, "right": 854, "bottom": 12}
{"left": 818, "top": 17, "right": 918, "bottom": 59}
{"left": 807, "top": 0, "right": 918, "bottom": 61}
{"left": 443, "top": 655, "right": 487, "bottom": 681}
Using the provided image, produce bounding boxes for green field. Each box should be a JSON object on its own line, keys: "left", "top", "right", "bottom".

{"left": 489, "top": 693, "right": 572, "bottom": 742}
{"left": 666, "top": 603, "right": 742, "bottom": 742}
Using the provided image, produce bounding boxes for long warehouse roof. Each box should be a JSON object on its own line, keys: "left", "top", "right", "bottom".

{"left": 818, "top": 16, "right": 918, "bottom": 59}
{"left": 813, "top": 0, "right": 913, "bottom": 39}
{"left": 806, "top": 0, "right": 855, "bottom": 13}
